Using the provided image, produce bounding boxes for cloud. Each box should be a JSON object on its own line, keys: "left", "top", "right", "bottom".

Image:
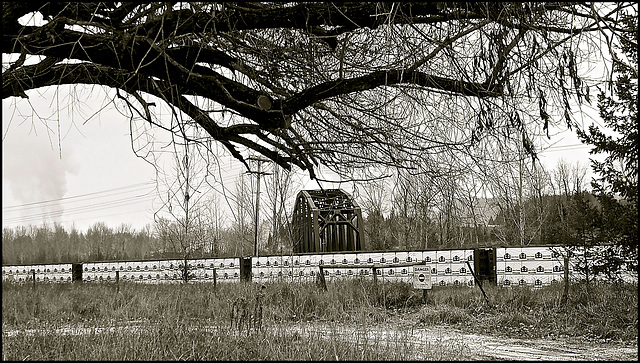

{"left": 2, "top": 128, "right": 79, "bottom": 225}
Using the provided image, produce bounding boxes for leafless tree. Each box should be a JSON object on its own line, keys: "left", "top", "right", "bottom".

{"left": 201, "top": 193, "right": 226, "bottom": 256}
{"left": 355, "top": 178, "right": 389, "bottom": 218}
{"left": 355, "top": 177, "right": 392, "bottom": 250}
{"left": 4, "top": 2, "right": 633, "bottom": 182}
{"left": 434, "top": 177, "right": 465, "bottom": 247}
{"left": 389, "top": 169, "right": 444, "bottom": 250}
{"left": 86, "top": 221, "right": 112, "bottom": 260}
{"left": 472, "top": 128, "right": 559, "bottom": 246}
{"left": 228, "top": 171, "right": 254, "bottom": 257}
{"left": 526, "top": 165, "right": 555, "bottom": 245}
{"left": 154, "top": 131, "right": 210, "bottom": 281}
{"left": 551, "top": 159, "right": 589, "bottom": 198}
{"left": 114, "top": 223, "right": 132, "bottom": 260}
{"left": 549, "top": 158, "right": 589, "bottom": 246}
{"left": 263, "top": 163, "right": 302, "bottom": 254}
{"left": 456, "top": 174, "right": 491, "bottom": 247}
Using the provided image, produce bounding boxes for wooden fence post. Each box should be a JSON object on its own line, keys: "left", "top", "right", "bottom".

{"left": 213, "top": 267, "right": 217, "bottom": 289}
{"left": 116, "top": 271, "right": 119, "bottom": 293}
{"left": 317, "top": 266, "right": 327, "bottom": 291}
{"left": 466, "top": 261, "right": 490, "bottom": 305}
{"left": 31, "top": 269, "right": 36, "bottom": 288}
{"left": 372, "top": 267, "right": 378, "bottom": 286}
{"left": 372, "top": 267, "right": 381, "bottom": 305}
{"left": 562, "top": 255, "right": 569, "bottom": 306}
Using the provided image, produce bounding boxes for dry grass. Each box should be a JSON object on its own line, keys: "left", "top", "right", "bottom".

{"left": 2, "top": 278, "right": 637, "bottom": 360}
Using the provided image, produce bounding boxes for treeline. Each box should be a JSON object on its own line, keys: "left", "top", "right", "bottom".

{"left": 1, "top": 221, "right": 260, "bottom": 266}
{"left": 362, "top": 191, "right": 635, "bottom": 252}
{"left": 1, "top": 159, "right": 635, "bottom": 268}
{"left": 2, "top": 190, "right": 632, "bottom": 267}
{"left": 2, "top": 223, "right": 156, "bottom": 265}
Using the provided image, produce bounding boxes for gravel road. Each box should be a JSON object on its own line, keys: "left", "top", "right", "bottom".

{"left": 282, "top": 322, "right": 638, "bottom": 361}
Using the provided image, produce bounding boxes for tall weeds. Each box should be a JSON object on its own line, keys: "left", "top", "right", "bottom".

{"left": 2, "top": 279, "right": 637, "bottom": 360}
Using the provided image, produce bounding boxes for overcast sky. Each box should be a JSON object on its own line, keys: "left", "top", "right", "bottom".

{"left": 2, "top": 7, "right": 615, "bottom": 235}
{"left": 1, "top": 84, "right": 338, "bottom": 233}
{"left": 2, "top": 82, "right": 601, "bottom": 234}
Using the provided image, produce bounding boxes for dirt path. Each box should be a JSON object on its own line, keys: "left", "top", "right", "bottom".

{"left": 282, "top": 322, "right": 638, "bottom": 361}
{"left": 4, "top": 321, "right": 636, "bottom": 360}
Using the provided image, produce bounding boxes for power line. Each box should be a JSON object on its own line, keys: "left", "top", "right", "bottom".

{"left": 538, "top": 143, "right": 592, "bottom": 153}
{"left": 2, "top": 186, "right": 158, "bottom": 215}
{"left": 2, "top": 192, "right": 158, "bottom": 224}
{"left": 2, "top": 181, "right": 156, "bottom": 210}
{"left": 51, "top": 208, "right": 155, "bottom": 227}
{"left": 2, "top": 182, "right": 167, "bottom": 226}
{"left": 3, "top": 207, "right": 155, "bottom": 231}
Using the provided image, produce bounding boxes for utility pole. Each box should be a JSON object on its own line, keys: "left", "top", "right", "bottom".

{"left": 248, "top": 157, "right": 271, "bottom": 257}
{"left": 518, "top": 132, "right": 524, "bottom": 246}
{"left": 519, "top": 151, "right": 524, "bottom": 246}
{"left": 272, "top": 164, "right": 279, "bottom": 255}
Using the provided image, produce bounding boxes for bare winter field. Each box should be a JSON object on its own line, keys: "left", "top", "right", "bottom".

{"left": 2, "top": 280, "right": 637, "bottom": 360}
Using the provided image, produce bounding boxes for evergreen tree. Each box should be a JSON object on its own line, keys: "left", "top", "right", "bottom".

{"left": 576, "top": 13, "right": 638, "bottom": 270}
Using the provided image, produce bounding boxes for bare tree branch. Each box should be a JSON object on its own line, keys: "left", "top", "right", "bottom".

{"left": 3, "top": 2, "right": 633, "bottom": 180}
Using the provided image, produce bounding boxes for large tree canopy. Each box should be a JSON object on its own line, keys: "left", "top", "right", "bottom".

{"left": 2, "top": 2, "right": 635, "bottom": 180}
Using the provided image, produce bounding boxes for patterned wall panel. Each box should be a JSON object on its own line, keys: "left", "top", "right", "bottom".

{"left": 280, "top": 255, "right": 294, "bottom": 269}
{"left": 449, "top": 249, "right": 468, "bottom": 280}
{"left": 190, "top": 259, "right": 205, "bottom": 281}
{"left": 324, "top": 253, "right": 342, "bottom": 270}
{"left": 2, "top": 264, "right": 66, "bottom": 283}
{"left": 158, "top": 260, "right": 169, "bottom": 271}
{"left": 56, "top": 263, "right": 74, "bottom": 282}
{"left": 388, "top": 265, "right": 411, "bottom": 283}
{"left": 47, "top": 264, "right": 59, "bottom": 282}
{"left": 379, "top": 252, "right": 395, "bottom": 265}
{"left": 219, "top": 258, "right": 241, "bottom": 282}
{"left": 1, "top": 266, "right": 10, "bottom": 281}
{"left": 358, "top": 252, "right": 381, "bottom": 264}
{"left": 337, "top": 252, "right": 354, "bottom": 265}
{"left": 34, "top": 265, "right": 45, "bottom": 282}
{"left": 207, "top": 258, "right": 222, "bottom": 280}
{"left": 407, "top": 251, "right": 423, "bottom": 264}
{"left": 438, "top": 249, "right": 452, "bottom": 264}
{"left": 5, "top": 244, "right": 631, "bottom": 286}
{"left": 423, "top": 250, "right": 437, "bottom": 264}
{"left": 83, "top": 262, "right": 94, "bottom": 281}
{"left": 253, "top": 256, "right": 269, "bottom": 283}
{"left": 285, "top": 264, "right": 309, "bottom": 282}
{"left": 166, "top": 259, "right": 181, "bottom": 281}
{"left": 4, "top": 265, "right": 24, "bottom": 282}
{"left": 154, "top": 260, "right": 169, "bottom": 281}
{"left": 22, "top": 265, "right": 32, "bottom": 281}
{"left": 497, "top": 246, "right": 571, "bottom": 287}
{"left": 463, "top": 249, "right": 474, "bottom": 263}
{"left": 307, "top": 254, "right": 321, "bottom": 267}
{"left": 5, "top": 266, "right": 18, "bottom": 282}
{"left": 355, "top": 252, "right": 372, "bottom": 265}
{"left": 365, "top": 251, "right": 380, "bottom": 264}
